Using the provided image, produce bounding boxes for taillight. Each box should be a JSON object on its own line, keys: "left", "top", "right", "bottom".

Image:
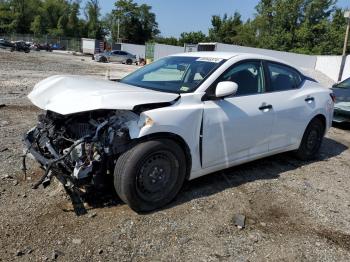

{"left": 330, "top": 93, "right": 336, "bottom": 103}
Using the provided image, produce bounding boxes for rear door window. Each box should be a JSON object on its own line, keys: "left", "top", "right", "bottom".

{"left": 267, "top": 62, "right": 303, "bottom": 92}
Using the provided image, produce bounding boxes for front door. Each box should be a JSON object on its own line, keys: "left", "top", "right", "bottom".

{"left": 202, "top": 61, "right": 275, "bottom": 168}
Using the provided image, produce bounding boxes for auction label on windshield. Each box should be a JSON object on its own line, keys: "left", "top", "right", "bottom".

{"left": 197, "top": 57, "right": 223, "bottom": 63}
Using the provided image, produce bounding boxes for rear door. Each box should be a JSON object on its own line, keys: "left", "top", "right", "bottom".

{"left": 110, "top": 51, "right": 122, "bottom": 62}
{"left": 264, "top": 61, "right": 314, "bottom": 150}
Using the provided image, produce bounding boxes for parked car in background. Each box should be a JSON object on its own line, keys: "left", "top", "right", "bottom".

{"left": 94, "top": 50, "right": 137, "bottom": 64}
{"left": 24, "top": 52, "right": 334, "bottom": 212}
{"left": 51, "top": 43, "right": 66, "bottom": 51}
{"left": 0, "top": 39, "right": 14, "bottom": 50}
{"left": 12, "top": 41, "right": 30, "bottom": 53}
{"left": 31, "top": 43, "right": 52, "bottom": 52}
{"left": 331, "top": 77, "right": 350, "bottom": 123}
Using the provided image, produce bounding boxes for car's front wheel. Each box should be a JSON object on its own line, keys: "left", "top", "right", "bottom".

{"left": 294, "top": 118, "right": 325, "bottom": 160}
{"left": 126, "top": 59, "right": 133, "bottom": 65}
{"left": 114, "top": 139, "right": 186, "bottom": 212}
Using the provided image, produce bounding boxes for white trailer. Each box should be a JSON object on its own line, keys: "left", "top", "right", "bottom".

{"left": 145, "top": 43, "right": 184, "bottom": 63}
{"left": 82, "top": 38, "right": 104, "bottom": 55}
{"left": 118, "top": 43, "right": 145, "bottom": 60}
{"left": 197, "top": 42, "right": 317, "bottom": 69}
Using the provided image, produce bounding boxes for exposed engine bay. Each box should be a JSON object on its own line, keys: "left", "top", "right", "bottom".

{"left": 23, "top": 109, "right": 142, "bottom": 214}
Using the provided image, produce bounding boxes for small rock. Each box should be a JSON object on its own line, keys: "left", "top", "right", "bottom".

{"left": 72, "top": 238, "right": 82, "bottom": 244}
{"left": 13, "top": 180, "right": 18, "bottom": 186}
{"left": 88, "top": 212, "right": 97, "bottom": 218}
{"left": 234, "top": 214, "right": 246, "bottom": 229}
{"left": 22, "top": 194, "right": 27, "bottom": 198}
{"left": 304, "top": 181, "right": 312, "bottom": 188}
{"left": 51, "top": 250, "right": 64, "bottom": 260}
{"left": 0, "top": 120, "right": 9, "bottom": 127}
{"left": 248, "top": 233, "right": 260, "bottom": 243}
{"left": 260, "top": 222, "right": 267, "bottom": 227}
{"left": 98, "top": 249, "right": 103, "bottom": 254}
{"left": 315, "top": 242, "right": 321, "bottom": 247}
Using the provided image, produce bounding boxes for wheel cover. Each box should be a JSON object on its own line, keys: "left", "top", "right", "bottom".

{"left": 306, "top": 129, "right": 321, "bottom": 152}
{"left": 136, "top": 151, "right": 178, "bottom": 202}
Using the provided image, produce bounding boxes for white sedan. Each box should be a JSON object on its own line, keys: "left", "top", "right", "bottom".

{"left": 25, "top": 52, "right": 334, "bottom": 212}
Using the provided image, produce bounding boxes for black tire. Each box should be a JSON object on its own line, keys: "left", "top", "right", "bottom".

{"left": 294, "top": 118, "right": 325, "bottom": 160}
{"left": 126, "top": 59, "right": 133, "bottom": 65}
{"left": 114, "top": 139, "right": 186, "bottom": 212}
{"left": 100, "top": 56, "right": 107, "bottom": 63}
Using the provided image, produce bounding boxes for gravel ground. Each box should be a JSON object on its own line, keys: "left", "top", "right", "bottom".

{"left": 1, "top": 50, "right": 350, "bottom": 262}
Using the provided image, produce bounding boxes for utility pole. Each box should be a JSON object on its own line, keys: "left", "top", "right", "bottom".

{"left": 117, "top": 17, "right": 120, "bottom": 43}
{"left": 338, "top": 11, "right": 350, "bottom": 82}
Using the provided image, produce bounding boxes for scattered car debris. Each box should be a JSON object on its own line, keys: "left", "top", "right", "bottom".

{"left": 234, "top": 214, "right": 246, "bottom": 229}
{"left": 16, "top": 250, "right": 24, "bottom": 256}
{"left": 0, "top": 147, "right": 8, "bottom": 153}
{"left": 88, "top": 212, "right": 97, "bottom": 218}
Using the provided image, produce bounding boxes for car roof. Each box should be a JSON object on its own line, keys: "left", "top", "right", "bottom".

{"left": 171, "top": 51, "right": 296, "bottom": 69}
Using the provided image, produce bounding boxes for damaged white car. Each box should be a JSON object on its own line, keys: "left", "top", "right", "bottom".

{"left": 24, "top": 52, "right": 334, "bottom": 213}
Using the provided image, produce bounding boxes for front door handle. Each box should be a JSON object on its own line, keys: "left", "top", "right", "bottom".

{"left": 305, "top": 96, "right": 315, "bottom": 103}
{"left": 259, "top": 103, "right": 273, "bottom": 111}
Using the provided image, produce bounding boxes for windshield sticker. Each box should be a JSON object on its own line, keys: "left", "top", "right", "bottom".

{"left": 180, "top": 86, "right": 190, "bottom": 92}
{"left": 197, "top": 57, "right": 223, "bottom": 63}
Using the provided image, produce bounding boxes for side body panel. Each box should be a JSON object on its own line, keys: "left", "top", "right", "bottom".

{"left": 137, "top": 94, "right": 204, "bottom": 175}
{"left": 268, "top": 81, "right": 333, "bottom": 150}
{"left": 202, "top": 94, "right": 274, "bottom": 169}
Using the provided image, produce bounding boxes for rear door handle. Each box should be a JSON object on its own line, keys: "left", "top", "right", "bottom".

{"left": 259, "top": 104, "right": 273, "bottom": 111}
{"left": 305, "top": 96, "right": 315, "bottom": 103}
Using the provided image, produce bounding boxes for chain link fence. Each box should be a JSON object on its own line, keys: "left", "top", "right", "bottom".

{"left": 0, "top": 33, "right": 81, "bottom": 52}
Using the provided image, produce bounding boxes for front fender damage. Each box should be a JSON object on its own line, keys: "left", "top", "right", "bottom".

{"left": 22, "top": 109, "right": 145, "bottom": 215}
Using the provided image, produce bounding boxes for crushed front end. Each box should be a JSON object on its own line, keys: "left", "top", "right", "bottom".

{"left": 23, "top": 110, "right": 140, "bottom": 214}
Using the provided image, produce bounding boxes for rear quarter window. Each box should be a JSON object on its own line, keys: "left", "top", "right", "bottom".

{"left": 267, "top": 62, "right": 303, "bottom": 92}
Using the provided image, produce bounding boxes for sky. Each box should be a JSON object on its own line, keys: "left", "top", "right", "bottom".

{"left": 94, "top": 0, "right": 350, "bottom": 37}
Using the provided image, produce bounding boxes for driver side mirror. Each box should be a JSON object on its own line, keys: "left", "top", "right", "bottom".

{"left": 216, "top": 81, "right": 238, "bottom": 98}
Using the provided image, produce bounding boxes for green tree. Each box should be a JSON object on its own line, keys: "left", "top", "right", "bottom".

{"left": 30, "top": 15, "right": 44, "bottom": 35}
{"left": 111, "top": 0, "right": 159, "bottom": 44}
{"left": 209, "top": 12, "right": 243, "bottom": 44}
{"left": 179, "top": 31, "right": 207, "bottom": 45}
{"left": 85, "top": 0, "right": 103, "bottom": 39}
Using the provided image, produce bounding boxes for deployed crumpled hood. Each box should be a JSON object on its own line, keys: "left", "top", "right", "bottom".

{"left": 28, "top": 75, "right": 179, "bottom": 115}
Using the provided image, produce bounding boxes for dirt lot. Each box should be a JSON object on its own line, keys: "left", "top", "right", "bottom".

{"left": 1, "top": 50, "right": 350, "bottom": 262}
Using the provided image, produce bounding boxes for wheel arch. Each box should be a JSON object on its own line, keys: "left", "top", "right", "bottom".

{"left": 134, "top": 132, "right": 192, "bottom": 180}
{"left": 310, "top": 114, "right": 327, "bottom": 135}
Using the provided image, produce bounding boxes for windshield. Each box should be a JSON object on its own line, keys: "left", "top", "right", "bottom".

{"left": 336, "top": 78, "right": 350, "bottom": 89}
{"left": 120, "top": 56, "right": 226, "bottom": 93}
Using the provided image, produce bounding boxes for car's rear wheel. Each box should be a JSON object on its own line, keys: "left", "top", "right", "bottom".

{"left": 126, "top": 59, "right": 133, "bottom": 65}
{"left": 100, "top": 56, "right": 107, "bottom": 63}
{"left": 114, "top": 139, "right": 186, "bottom": 212}
{"left": 294, "top": 118, "right": 325, "bottom": 160}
